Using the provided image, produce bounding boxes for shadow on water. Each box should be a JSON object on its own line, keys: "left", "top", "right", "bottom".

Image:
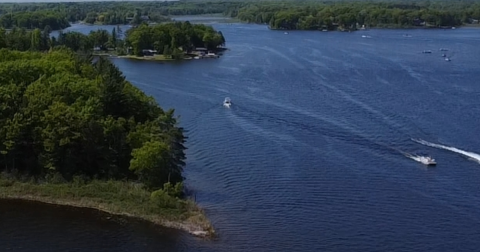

{"left": 0, "top": 199, "right": 214, "bottom": 252}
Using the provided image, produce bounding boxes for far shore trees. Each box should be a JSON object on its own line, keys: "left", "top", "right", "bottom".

{"left": 125, "top": 22, "right": 226, "bottom": 57}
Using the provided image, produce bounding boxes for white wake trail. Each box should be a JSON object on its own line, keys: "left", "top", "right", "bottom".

{"left": 412, "top": 138, "right": 480, "bottom": 164}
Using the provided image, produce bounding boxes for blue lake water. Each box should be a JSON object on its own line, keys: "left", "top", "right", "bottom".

{"left": 2, "top": 22, "right": 480, "bottom": 251}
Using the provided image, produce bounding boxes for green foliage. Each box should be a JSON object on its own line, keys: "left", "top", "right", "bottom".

{"left": 126, "top": 22, "right": 225, "bottom": 56}
{"left": 0, "top": 1, "right": 237, "bottom": 27}
{"left": 229, "top": 0, "right": 480, "bottom": 30}
{"left": 0, "top": 49, "right": 186, "bottom": 189}
{"left": 1, "top": 0, "right": 478, "bottom": 30}
{"left": 0, "top": 10, "right": 70, "bottom": 30}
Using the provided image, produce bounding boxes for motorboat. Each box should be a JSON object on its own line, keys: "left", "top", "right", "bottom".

{"left": 406, "top": 153, "right": 437, "bottom": 166}
{"left": 223, "top": 97, "right": 232, "bottom": 108}
{"left": 422, "top": 50, "right": 432, "bottom": 54}
{"left": 419, "top": 156, "right": 437, "bottom": 166}
{"left": 445, "top": 57, "right": 451, "bottom": 62}
{"left": 284, "top": 32, "right": 289, "bottom": 35}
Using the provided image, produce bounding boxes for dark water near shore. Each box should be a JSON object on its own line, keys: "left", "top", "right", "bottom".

{"left": 3, "top": 22, "right": 480, "bottom": 251}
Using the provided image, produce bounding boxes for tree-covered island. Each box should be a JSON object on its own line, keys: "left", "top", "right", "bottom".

{"left": 123, "top": 22, "right": 226, "bottom": 60}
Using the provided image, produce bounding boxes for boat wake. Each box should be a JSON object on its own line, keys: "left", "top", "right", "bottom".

{"left": 412, "top": 138, "right": 480, "bottom": 164}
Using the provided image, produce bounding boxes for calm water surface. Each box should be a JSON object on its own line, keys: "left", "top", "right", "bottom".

{"left": 2, "top": 23, "right": 480, "bottom": 251}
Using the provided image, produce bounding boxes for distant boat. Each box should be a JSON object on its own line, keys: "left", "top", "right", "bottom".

{"left": 223, "top": 97, "right": 232, "bottom": 108}
{"left": 284, "top": 32, "right": 289, "bottom": 35}
{"left": 445, "top": 57, "right": 451, "bottom": 62}
{"left": 422, "top": 50, "right": 432, "bottom": 54}
{"left": 403, "top": 34, "right": 412, "bottom": 37}
{"left": 439, "top": 48, "right": 449, "bottom": 51}
{"left": 441, "top": 54, "right": 446, "bottom": 57}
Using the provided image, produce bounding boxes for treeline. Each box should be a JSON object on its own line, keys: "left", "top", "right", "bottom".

{"left": 125, "top": 22, "right": 226, "bottom": 56}
{"left": 0, "top": 10, "right": 70, "bottom": 30}
{"left": 0, "top": 26, "right": 121, "bottom": 52}
{"left": 225, "top": 0, "right": 480, "bottom": 30}
{"left": 0, "top": 48, "right": 186, "bottom": 190}
{"left": 0, "top": 1, "right": 241, "bottom": 28}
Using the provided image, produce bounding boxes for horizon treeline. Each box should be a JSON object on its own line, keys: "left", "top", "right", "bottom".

{"left": 0, "top": 1, "right": 479, "bottom": 31}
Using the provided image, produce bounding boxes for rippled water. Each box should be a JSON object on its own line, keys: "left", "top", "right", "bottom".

{"left": 3, "top": 23, "right": 480, "bottom": 251}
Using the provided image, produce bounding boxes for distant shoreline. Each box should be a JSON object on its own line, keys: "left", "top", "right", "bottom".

{"left": 95, "top": 47, "right": 227, "bottom": 62}
{"left": 269, "top": 24, "right": 480, "bottom": 32}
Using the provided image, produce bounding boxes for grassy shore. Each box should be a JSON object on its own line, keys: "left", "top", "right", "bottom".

{"left": 0, "top": 174, "right": 214, "bottom": 238}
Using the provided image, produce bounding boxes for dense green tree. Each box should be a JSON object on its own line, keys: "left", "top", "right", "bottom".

{"left": 125, "top": 22, "right": 225, "bottom": 56}
{"left": 0, "top": 10, "right": 69, "bottom": 30}
{"left": 0, "top": 49, "right": 186, "bottom": 189}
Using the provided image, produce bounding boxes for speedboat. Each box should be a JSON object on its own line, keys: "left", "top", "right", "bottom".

{"left": 418, "top": 156, "right": 437, "bottom": 166}
{"left": 422, "top": 50, "right": 432, "bottom": 54}
{"left": 445, "top": 57, "right": 451, "bottom": 62}
{"left": 223, "top": 97, "right": 232, "bottom": 108}
{"left": 407, "top": 154, "right": 437, "bottom": 166}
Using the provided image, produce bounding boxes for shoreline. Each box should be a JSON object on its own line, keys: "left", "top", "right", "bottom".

{"left": 0, "top": 176, "right": 214, "bottom": 239}
{"left": 267, "top": 23, "right": 480, "bottom": 32}
{"left": 105, "top": 49, "right": 227, "bottom": 62}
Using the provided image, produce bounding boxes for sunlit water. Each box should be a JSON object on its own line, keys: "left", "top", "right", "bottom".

{"left": 3, "top": 22, "right": 480, "bottom": 251}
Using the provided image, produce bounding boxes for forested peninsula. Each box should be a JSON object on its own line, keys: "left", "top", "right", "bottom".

{"left": 0, "top": 20, "right": 226, "bottom": 61}
{"left": 0, "top": 48, "right": 213, "bottom": 237}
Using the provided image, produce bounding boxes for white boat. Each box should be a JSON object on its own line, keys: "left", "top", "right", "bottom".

{"left": 411, "top": 155, "right": 437, "bottom": 166}
{"left": 418, "top": 156, "right": 437, "bottom": 166}
{"left": 406, "top": 153, "right": 437, "bottom": 166}
{"left": 445, "top": 57, "right": 451, "bottom": 62}
{"left": 223, "top": 97, "right": 232, "bottom": 108}
{"left": 284, "top": 32, "right": 289, "bottom": 35}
